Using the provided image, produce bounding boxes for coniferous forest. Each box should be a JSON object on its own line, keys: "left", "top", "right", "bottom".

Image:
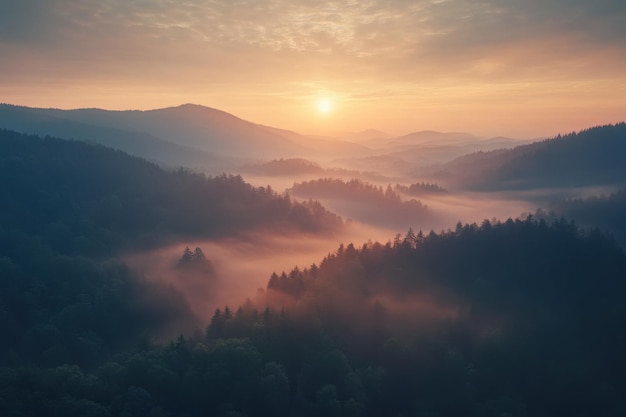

{"left": 2, "top": 125, "right": 626, "bottom": 416}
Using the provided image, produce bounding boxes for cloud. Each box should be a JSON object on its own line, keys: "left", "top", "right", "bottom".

{"left": 3, "top": 0, "right": 624, "bottom": 71}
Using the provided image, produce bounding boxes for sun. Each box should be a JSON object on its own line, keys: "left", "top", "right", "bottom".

{"left": 316, "top": 98, "right": 333, "bottom": 114}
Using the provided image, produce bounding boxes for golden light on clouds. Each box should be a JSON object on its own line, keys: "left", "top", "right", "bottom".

{"left": 0, "top": 0, "right": 624, "bottom": 137}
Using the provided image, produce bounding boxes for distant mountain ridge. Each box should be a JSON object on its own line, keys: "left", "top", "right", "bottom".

{"left": 0, "top": 103, "right": 230, "bottom": 171}
{"left": 0, "top": 103, "right": 371, "bottom": 167}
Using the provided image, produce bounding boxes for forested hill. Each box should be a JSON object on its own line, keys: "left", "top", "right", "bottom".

{"left": 289, "top": 178, "right": 432, "bottom": 229}
{"left": 536, "top": 189, "right": 626, "bottom": 246}
{"left": 0, "top": 128, "right": 340, "bottom": 383}
{"left": 5, "top": 218, "right": 625, "bottom": 416}
{"left": 0, "top": 129, "right": 341, "bottom": 257}
{"left": 255, "top": 218, "right": 626, "bottom": 416}
{"left": 439, "top": 123, "right": 626, "bottom": 190}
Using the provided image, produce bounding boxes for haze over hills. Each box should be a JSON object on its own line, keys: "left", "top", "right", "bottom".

{"left": 333, "top": 130, "right": 530, "bottom": 178}
{"left": 0, "top": 103, "right": 235, "bottom": 172}
{"left": 0, "top": 103, "right": 533, "bottom": 180}
{"left": 0, "top": 103, "right": 371, "bottom": 166}
{"left": 339, "top": 128, "right": 392, "bottom": 142}
{"left": 47, "top": 104, "right": 310, "bottom": 157}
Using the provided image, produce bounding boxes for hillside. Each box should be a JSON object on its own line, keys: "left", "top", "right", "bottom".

{"left": 0, "top": 129, "right": 342, "bottom": 256}
{"left": 536, "top": 189, "right": 626, "bottom": 245}
{"left": 0, "top": 127, "right": 342, "bottom": 375}
{"left": 435, "top": 123, "right": 626, "bottom": 190}
{"left": 289, "top": 178, "right": 432, "bottom": 229}
{"left": 257, "top": 218, "right": 626, "bottom": 416}
{"left": 0, "top": 103, "right": 369, "bottom": 163}
{"left": 0, "top": 103, "right": 233, "bottom": 171}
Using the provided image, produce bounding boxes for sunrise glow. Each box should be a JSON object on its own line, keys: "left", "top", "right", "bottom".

{"left": 0, "top": 1, "right": 624, "bottom": 137}
{"left": 316, "top": 98, "right": 333, "bottom": 114}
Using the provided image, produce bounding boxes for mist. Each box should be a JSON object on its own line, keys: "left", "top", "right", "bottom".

{"left": 123, "top": 223, "right": 395, "bottom": 323}
{"left": 119, "top": 173, "right": 576, "bottom": 330}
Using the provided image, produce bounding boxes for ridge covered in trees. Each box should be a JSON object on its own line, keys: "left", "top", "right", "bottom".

{"left": 0, "top": 129, "right": 342, "bottom": 257}
{"left": 0, "top": 128, "right": 340, "bottom": 400}
{"left": 437, "top": 123, "right": 626, "bottom": 190}
{"left": 289, "top": 178, "right": 431, "bottom": 229}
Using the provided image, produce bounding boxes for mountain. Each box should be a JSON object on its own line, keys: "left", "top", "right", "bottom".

{"left": 365, "top": 130, "right": 524, "bottom": 150}
{"left": 256, "top": 125, "right": 372, "bottom": 157}
{"left": 382, "top": 130, "right": 479, "bottom": 147}
{"left": 0, "top": 103, "right": 369, "bottom": 164}
{"left": 340, "top": 128, "right": 392, "bottom": 143}
{"left": 289, "top": 178, "right": 433, "bottom": 229}
{"left": 46, "top": 103, "right": 309, "bottom": 157}
{"left": 0, "top": 129, "right": 342, "bottom": 257}
{"left": 430, "top": 123, "right": 626, "bottom": 190}
{"left": 0, "top": 103, "right": 233, "bottom": 171}
{"left": 334, "top": 130, "right": 529, "bottom": 177}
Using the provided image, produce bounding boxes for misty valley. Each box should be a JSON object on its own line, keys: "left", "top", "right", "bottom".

{"left": 2, "top": 105, "right": 626, "bottom": 417}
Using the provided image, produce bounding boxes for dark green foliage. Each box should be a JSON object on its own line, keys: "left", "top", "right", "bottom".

{"left": 263, "top": 218, "right": 626, "bottom": 416}
{"left": 496, "top": 123, "right": 626, "bottom": 188}
{"left": 0, "top": 129, "right": 342, "bottom": 257}
{"left": 176, "top": 246, "right": 214, "bottom": 275}
{"left": 536, "top": 189, "right": 626, "bottom": 246}
{"left": 0, "top": 245, "right": 196, "bottom": 369}
{"left": 445, "top": 123, "right": 626, "bottom": 190}
{"left": 5, "top": 218, "right": 623, "bottom": 416}
{"left": 0, "top": 129, "right": 342, "bottom": 415}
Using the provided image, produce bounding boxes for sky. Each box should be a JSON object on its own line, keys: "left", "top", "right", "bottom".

{"left": 1, "top": 0, "right": 625, "bottom": 138}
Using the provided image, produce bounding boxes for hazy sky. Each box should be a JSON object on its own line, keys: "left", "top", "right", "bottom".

{"left": 1, "top": 0, "right": 625, "bottom": 137}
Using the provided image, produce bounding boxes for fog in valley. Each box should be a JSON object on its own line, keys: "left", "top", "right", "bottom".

{"left": 115, "top": 132, "right": 626, "bottom": 331}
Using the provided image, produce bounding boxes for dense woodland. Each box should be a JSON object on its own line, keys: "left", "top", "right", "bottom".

{"left": 536, "top": 189, "right": 626, "bottom": 246}
{"left": 289, "top": 178, "right": 431, "bottom": 229}
{"left": 438, "top": 123, "right": 626, "bottom": 190}
{"left": 3, "top": 128, "right": 626, "bottom": 416}
{"left": 3, "top": 217, "right": 626, "bottom": 416}
{"left": 0, "top": 129, "right": 339, "bottom": 400}
{"left": 0, "top": 129, "right": 341, "bottom": 257}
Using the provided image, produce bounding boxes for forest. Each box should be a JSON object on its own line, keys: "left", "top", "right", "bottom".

{"left": 3, "top": 215, "right": 626, "bottom": 416}
{"left": 535, "top": 189, "right": 626, "bottom": 246}
{"left": 2, "top": 126, "right": 626, "bottom": 417}
{"left": 289, "top": 178, "right": 432, "bottom": 229}
{"left": 434, "top": 123, "right": 626, "bottom": 190}
{"left": 0, "top": 129, "right": 341, "bottom": 257}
